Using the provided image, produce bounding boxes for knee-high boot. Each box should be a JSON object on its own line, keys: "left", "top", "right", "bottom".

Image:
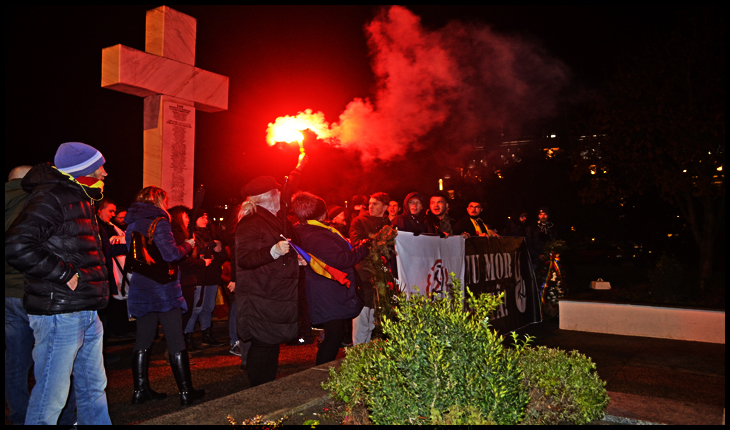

{"left": 131, "top": 349, "right": 168, "bottom": 404}
{"left": 169, "top": 350, "right": 205, "bottom": 407}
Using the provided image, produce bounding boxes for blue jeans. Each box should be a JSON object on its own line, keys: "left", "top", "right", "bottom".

{"left": 5, "top": 298, "right": 76, "bottom": 425}
{"left": 184, "top": 285, "right": 217, "bottom": 332}
{"left": 26, "top": 311, "right": 111, "bottom": 425}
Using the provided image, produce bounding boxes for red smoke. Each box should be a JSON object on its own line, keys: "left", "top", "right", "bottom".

{"left": 268, "top": 6, "right": 569, "bottom": 165}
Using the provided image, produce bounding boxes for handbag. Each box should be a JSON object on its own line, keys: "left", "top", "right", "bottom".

{"left": 125, "top": 217, "right": 179, "bottom": 284}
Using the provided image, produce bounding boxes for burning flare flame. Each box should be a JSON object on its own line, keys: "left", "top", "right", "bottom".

{"left": 266, "top": 109, "right": 332, "bottom": 151}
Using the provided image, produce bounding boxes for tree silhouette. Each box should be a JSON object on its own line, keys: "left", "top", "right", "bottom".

{"left": 571, "top": 7, "right": 724, "bottom": 291}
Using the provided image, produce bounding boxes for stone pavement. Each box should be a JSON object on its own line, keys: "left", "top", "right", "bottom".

{"left": 140, "top": 320, "right": 725, "bottom": 425}
{"left": 6, "top": 319, "right": 724, "bottom": 425}
{"left": 3, "top": 323, "right": 341, "bottom": 426}
{"left": 141, "top": 360, "right": 339, "bottom": 425}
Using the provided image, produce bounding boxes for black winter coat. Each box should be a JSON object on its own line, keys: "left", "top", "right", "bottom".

{"left": 525, "top": 221, "right": 557, "bottom": 262}
{"left": 97, "top": 216, "right": 127, "bottom": 296}
{"left": 191, "top": 226, "right": 226, "bottom": 286}
{"left": 235, "top": 206, "right": 299, "bottom": 344}
{"left": 349, "top": 214, "right": 390, "bottom": 307}
{"left": 5, "top": 163, "right": 108, "bottom": 315}
{"left": 454, "top": 216, "right": 492, "bottom": 237}
{"left": 171, "top": 222, "right": 206, "bottom": 288}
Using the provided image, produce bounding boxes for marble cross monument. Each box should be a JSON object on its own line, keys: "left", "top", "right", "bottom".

{"left": 101, "top": 5, "right": 229, "bottom": 207}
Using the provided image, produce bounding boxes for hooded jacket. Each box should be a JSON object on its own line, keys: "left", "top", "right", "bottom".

{"left": 5, "top": 163, "right": 108, "bottom": 315}
{"left": 124, "top": 202, "right": 193, "bottom": 317}
{"left": 391, "top": 192, "right": 436, "bottom": 235}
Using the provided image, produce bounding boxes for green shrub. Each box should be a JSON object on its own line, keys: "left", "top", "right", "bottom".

{"left": 323, "top": 338, "right": 383, "bottom": 407}
{"left": 519, "top": 346, "right": 609, "bottom": 424}
{"left": 324, "top": 284, "right": 530, "bottom": 425}
{"left": 324, "top": 279, "right": 609, "bottom": 425}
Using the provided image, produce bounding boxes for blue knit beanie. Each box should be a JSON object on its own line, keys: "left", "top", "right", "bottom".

{"left": 54, "top": 142, "right": 105, "bottom": 178}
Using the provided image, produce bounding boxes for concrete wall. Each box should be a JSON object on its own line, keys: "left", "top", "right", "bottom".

{"left": 559, "top": 300, "right": 725, "bottom": 344}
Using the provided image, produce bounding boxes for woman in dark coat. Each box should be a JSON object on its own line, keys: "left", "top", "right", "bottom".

{"left": 168, "top": 206, "right": 209, "bottom": 352}
{"left": 185, "top": 213, "right": 227, "bottom": 346}
{"left": 235, "top": 176, "right": 300, "bottom": 387}
{"left": 292, "top": 191, "right": 369, "bottom": 365}
{"left": 124, "top": 186, "right": 205, "bottom": 407}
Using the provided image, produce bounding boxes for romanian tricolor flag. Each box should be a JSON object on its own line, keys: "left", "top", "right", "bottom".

{"left": 285, "top": 239, "right": 351, "bottom": 288}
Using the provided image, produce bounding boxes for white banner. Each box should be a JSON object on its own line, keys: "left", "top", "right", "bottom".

{"left": 395, "top": 232, "right": 465, "bottom": 298}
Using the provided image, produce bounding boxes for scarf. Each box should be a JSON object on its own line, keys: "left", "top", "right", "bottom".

{"left": 537, "top": 221, "right": 554, "bottom": 235}
{"left": 55, "top": 167, "right": 104, "bottom": 201}
{"left": 306, "top": 219, "right": 351, "bottom": 248}
{"left": 470, "top": 217, "right": 490, "bottom": 236}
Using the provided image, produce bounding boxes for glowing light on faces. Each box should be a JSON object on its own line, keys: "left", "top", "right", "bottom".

{"left": 196, "top": 213, "right": 209, "bottom": 228}
{"left": 113, "top": 211, "right": 127, "bottom": 225}
{"left": 467, "top": 202, "right": 482, "bottom": 217}
{"left": 89, "top": 165, "right": 108, "bottom": 180}
{"left": 388, "top": 201, "right": 400, "bottom": 216}
{"left": 369, "top": 198, "right": 387, "bottom": 218}
{"left": 98, "top": 203, "right": 116, "bottom": 223}
{"left": 332, "top": 211, "right": 346, "bottom": 226}
{"left": 430, "top": 197, "right": 447, "bottom": 216}
{"left": 408, "top": 198, "right": 423, "bottom": 215}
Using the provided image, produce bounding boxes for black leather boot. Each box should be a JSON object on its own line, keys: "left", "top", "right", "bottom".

{"left": 169, "top": 350, "right": 205, "bottom": 407}
{"left": 185, "top": 332, "right": 201, "bottom": 353}
{"left": 201, "top": 327, "right": 225, "bottom": 346}
{"left": 131, "top": 349, "right": 167, "bottom": 404}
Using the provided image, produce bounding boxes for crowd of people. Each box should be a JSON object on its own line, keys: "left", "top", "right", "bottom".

{"left": 5, "top": 141, "right": 557, "bottom": 424}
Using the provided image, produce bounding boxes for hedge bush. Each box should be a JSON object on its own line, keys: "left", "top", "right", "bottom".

{"left": 324, "top": 287, "right": 530, "bottom": 425}
{"left": 519, "top": 346, "right": 609, "bottom": 424}
{"left": 323, "top": 280, "right": 609, "bottom": 425}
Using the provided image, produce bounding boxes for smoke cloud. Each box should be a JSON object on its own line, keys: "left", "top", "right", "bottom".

{"left": 331, "top": 5, "right": 570, "bottom": 163}
{"left": 269, "top": 5, "right": 570, "bottom": 172}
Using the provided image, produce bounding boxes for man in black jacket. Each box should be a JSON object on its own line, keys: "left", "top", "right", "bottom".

{"left": 525, "top": 207, "right": 557, "bottom": 270}
{"left": 5, "top": 142, "right": 112, "bottom": 425}
{"left": 454, "top": 201, "right": 499, "bottom": 238}
{"left": 426, "top": 192, "right": 455, "bottom": 236}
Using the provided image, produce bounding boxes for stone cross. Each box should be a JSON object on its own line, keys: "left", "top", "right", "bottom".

{"left": 101, "top": 5, "right": 229, "bottom": 207}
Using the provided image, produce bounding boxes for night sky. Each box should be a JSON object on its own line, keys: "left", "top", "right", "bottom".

{"left": 4, "top": 5, "right": 682, "bottom": 211}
